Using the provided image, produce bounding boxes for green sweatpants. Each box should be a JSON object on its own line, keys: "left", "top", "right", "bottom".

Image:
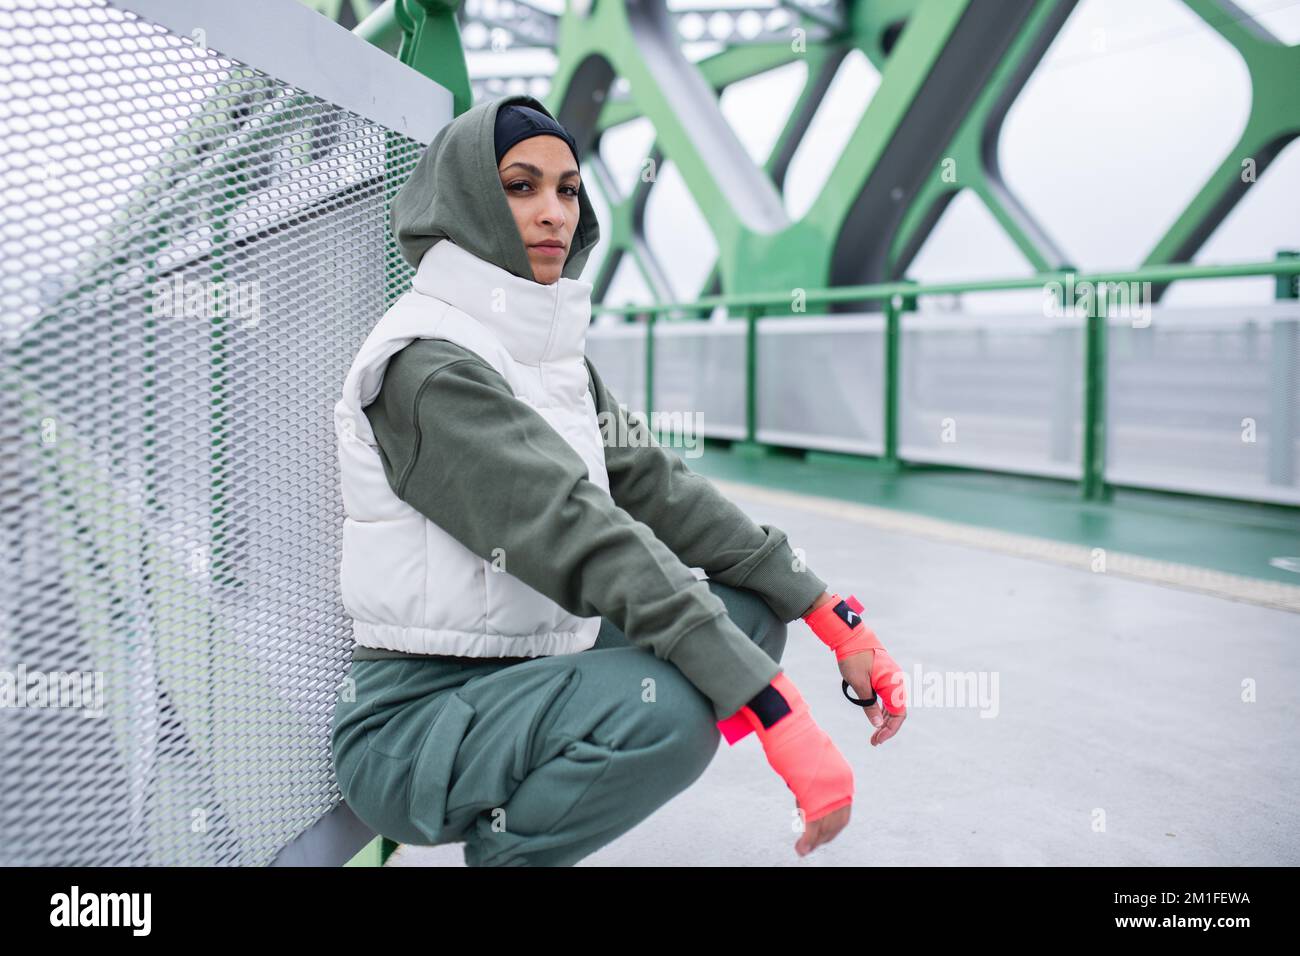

{"left": 330, "top": 579, "right": 788, "bottom": 866}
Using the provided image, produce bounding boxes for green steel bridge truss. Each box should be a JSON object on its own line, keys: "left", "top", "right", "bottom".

{"left": 311, "top": 0, "right": 1299, "bottom": 309}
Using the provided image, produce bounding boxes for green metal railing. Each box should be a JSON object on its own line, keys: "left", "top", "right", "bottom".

{"left": 592, "top": 254, "right": 1300, "bottom": 502}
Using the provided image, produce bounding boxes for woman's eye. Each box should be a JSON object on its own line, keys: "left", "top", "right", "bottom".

{"left": 504, "top": 181, "right": 578, "bottom": 196}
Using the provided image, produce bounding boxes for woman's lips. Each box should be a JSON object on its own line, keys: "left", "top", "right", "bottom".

{"left": 531, "top": 243, "right": 566, "bottom": 257}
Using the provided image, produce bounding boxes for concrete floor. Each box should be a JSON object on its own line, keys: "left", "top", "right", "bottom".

{"left": 386, "top": 482, "right": 1300, "bottom": 867}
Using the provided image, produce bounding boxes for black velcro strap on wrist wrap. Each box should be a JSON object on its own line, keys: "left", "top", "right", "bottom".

{"left": 833, "top": 599, "right": 862, "bottom": 630}
{"left": 744, "top": 682, "right": 792, "bottom": 729}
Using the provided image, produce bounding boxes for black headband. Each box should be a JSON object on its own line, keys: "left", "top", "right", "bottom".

{"left": 494, "top": 104, "right": 579, "bottom": 166}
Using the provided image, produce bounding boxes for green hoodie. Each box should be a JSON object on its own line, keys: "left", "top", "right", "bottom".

{"left": 391, "top": 93, "right": 600, "bottom": 282}
{"left": 357, "top": 95, "right": 829, "bottom": 719}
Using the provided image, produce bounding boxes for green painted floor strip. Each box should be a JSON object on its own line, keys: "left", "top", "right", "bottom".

{"left": 681, "top": 441, "right": 1300, "bottom": 589}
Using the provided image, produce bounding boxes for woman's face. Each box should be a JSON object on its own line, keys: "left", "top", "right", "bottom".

{"left": 498, "top": 135, "right": 580, "bottom": 285}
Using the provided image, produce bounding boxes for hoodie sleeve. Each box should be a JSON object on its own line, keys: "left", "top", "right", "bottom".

{"left": 584, "top": 357, "right": 829, "bottom": 623}
{"left": 362, "top": 338, "right": 781, "bottom": 719}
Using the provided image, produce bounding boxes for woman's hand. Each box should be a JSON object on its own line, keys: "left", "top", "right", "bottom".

{"left": 796, "top": 803, "right": 850, "bottom": 856}
{"left": 839, "top": 650, "right": 907, "bottom": 746}
{"left": 802, "top": 591, "right": 908, "bottom": 746}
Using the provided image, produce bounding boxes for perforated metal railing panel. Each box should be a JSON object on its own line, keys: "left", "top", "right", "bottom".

{"left": 0, "top": 0, "right": 422, "bottom": 864}
{"left": 590, "top": 305, "right": 1299, "bottom": 505}
{"left": 1107, "top": 305, "right": 1300, "bottom": 505}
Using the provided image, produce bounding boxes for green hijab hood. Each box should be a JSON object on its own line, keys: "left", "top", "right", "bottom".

{"left": 391, "top": 94, "right": 600, "bottom": 284}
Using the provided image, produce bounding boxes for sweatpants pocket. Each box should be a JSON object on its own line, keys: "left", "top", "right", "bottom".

{"left": 339, "top": 745, "right": 425, "bottom": 846}
{"left": 405, "top": 692, "right": 478, "bottom": 845}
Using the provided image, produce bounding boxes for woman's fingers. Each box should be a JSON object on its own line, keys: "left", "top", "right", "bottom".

{"left": 870, "top": 710, "right": 907, "bottom": 746}
{"left": 795, "top": 804, "right": 851, "bottom": 855}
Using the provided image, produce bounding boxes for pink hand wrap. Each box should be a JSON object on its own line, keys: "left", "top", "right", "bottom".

{"left": 804, "top": 593, "right": 908, "bottom": 715}
{"left": 715, "top": 671, "right": 854, "bottom": 823}
{"left": 716, "top": 708, "right": 755, "bottom": 745}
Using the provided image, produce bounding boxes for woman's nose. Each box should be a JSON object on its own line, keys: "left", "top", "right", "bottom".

{"left": 541, "top": 196, "right": 566, "bottom": 226}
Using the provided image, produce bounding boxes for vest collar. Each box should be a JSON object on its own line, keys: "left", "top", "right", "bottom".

{"left": 412, "top": 238, "right": 593, "bottom": 367}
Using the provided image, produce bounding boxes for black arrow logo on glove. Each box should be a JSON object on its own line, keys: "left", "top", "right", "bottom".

{"left": 834, "top": 600, "right": 860, "bottom": 629}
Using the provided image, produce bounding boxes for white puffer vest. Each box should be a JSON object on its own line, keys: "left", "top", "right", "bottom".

{"left": 333, "top": 238, "right": 610, "bottom": 657}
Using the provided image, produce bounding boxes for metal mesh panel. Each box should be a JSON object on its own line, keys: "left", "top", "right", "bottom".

{"left": 0, "top": 0, "right": 423, "bottom": 864}
{"left": 651, "top": 321, "right": 746, "bottom": 439}
{"left": 898, "top": 312, "right": 1084, "bottom": 478}
{"left": 585, "top": 321, "right": 647, "bottom": 417}
{"left": 1107, "top": 304, "right": 1300, "bottom": 505}
{"left": 757, "top": 316, "right": 885, "bottom": 454}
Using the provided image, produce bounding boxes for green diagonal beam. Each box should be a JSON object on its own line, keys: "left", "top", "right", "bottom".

{"left": 1144, "top": 0, "right": 1300, "bottom": 276}
{"left": 889, "top": 0, "right": 1075, "bottom": 275}
{"left": 549, "top": 0, "right": 972, "bottom": 299}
